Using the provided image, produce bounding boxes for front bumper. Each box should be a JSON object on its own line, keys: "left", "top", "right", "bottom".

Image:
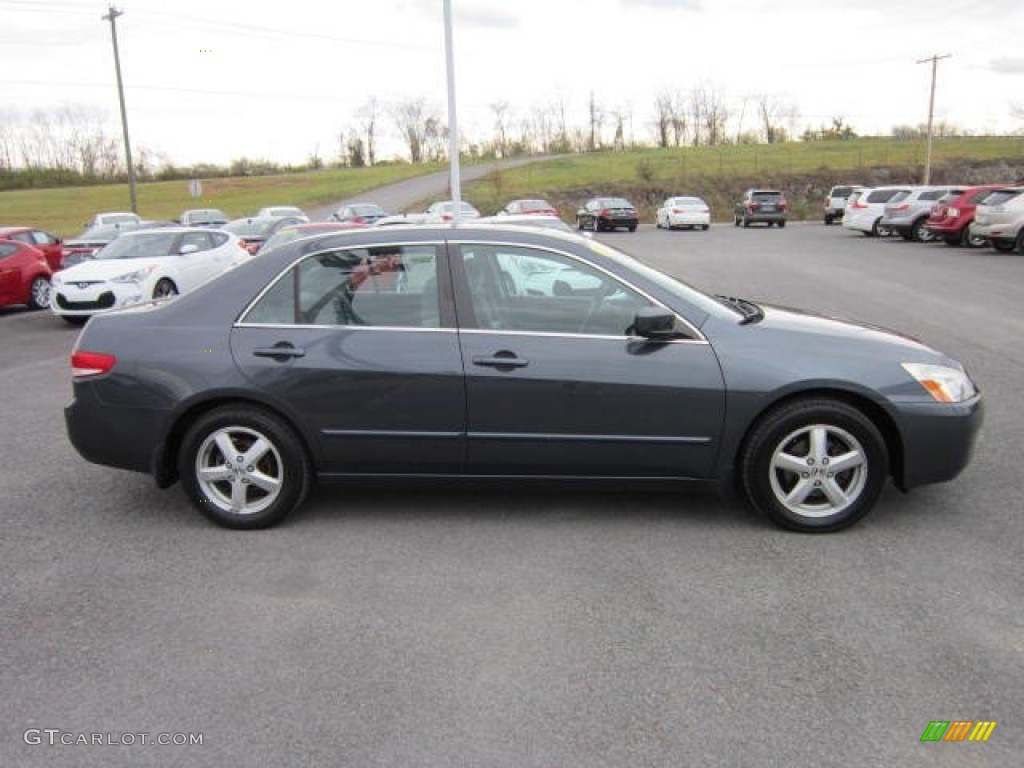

{"left": 895, "top": 394, "right": 984, "bottom": 489}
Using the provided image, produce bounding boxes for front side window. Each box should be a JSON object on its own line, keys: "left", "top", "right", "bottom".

{"left": 242, "top": 244, "right": 442, "bottom": 328}
{"left": 98, "top": 232, "right": 178, "bottom": 260}
{"left": 458, "top": 244, "right": 654, "bottom": 337}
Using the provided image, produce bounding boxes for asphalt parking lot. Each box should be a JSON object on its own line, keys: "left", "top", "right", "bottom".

{"left": 2, "top": 222, "right": 1021, "bottom": 767}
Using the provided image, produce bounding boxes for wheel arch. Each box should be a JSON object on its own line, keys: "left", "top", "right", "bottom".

{"left": 731, "top": 387, "right": 906, "bottom": 490}
{"left": 153, "top": 394, "right": 318, "bottom": 488}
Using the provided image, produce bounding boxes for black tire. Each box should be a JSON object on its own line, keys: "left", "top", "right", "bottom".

{"left": 742, "top": 216, "right": 750, "bottom": 228}
{"left": 628, "top": 224, "right": 637, "bottom": 232}
{"left": 153, "top": 278, "right": 178, "bottom": 299}
{"left": 178, "top": 406, "right": 311, "bottom": 529}
{"left": 701, "top": 224, "right": 709, "bottom": 231}
{"left": 733, "top": 216, "right": 740, "bottom": 227}
{"left": 1017, "top": 231, "right": 1024, "bottom": 255}
{"left": 992, "top": 240, "right": 1015, "bottom": 252}
{"left": 739, "top": 398, "right": 888, "bottom": 533}
{"left": 824, "top": 215, "right": 833, "bottom": 226}
{"left": 961, "top": 224, "right": 986, "bottom": 248}
{"left": 27, "top": 276, "right": 51, "bottom": 310}
{"left": 577, "top": 217, "right": 585, "bottom": 231}
{"left": 778, "top": 220, "right": 786, "bottom": 229}
{"left": 911, "top": 218, "right": 933, "bottom": 243}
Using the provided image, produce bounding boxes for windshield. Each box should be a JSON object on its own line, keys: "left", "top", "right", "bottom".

{"left": 97, "top": 232, "right": 178, "bottom": 260}
{"left": 599, "top": 198, "right": 632, "bottom": 208}
{"left": 584, "top": 239, "right": 741, "bottom": 322}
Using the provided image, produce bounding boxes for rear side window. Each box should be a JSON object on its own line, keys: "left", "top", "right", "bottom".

{"left": 981, "top": 190, "right": 1023, "bottom": 206}
{"left": 0, "top": 242, "right": 17, "bottom": 259}
{"left": 867, "top": 189, "right": 904, "bottom": 204}
{"left": 242, "top": 244, "right": 442, "bottom": 328}
{"left": 920, "top": 190, "right": 946, "bottom": 201}
{"left": 887, "top": 191, "right": 911, "bottom": 204}
{"left": 968, "top": 189, "right": 997, "bottom": 205}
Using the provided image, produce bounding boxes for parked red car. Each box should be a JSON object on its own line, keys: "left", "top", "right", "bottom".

{"left": 0, "top": 226, "right": 64, "bottom": 271}
{"left": 924, "top": 184, "right": 1004, "bottom": 247}
{"left": 0, "top": 239, "right": 52, "bottom": 310}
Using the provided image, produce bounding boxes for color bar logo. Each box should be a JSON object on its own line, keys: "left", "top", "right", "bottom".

{"left": 920, "top": 720, "right": 997, "bottom": 742}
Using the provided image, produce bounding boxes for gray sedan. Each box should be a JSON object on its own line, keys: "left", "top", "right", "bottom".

{"left": 65, "top": 225, "right": 982, "bottom": 532}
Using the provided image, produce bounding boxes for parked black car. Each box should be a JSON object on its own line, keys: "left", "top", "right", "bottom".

{"left": 734, "top": 189, "right": 788, "bottom": 227}
{"left": 575, "top": 197, "right": 639, "bottom": 232}
{"left": 66, "top": 225, "right": 982, "bottom": 532}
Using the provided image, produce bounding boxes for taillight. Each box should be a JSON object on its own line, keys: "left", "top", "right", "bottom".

{"left": 672, "top": 208, "right": 682, "bottom": 214}
{"left": 237, "top": 240, "right": 248, "bottom": 250}
{"left": 892, "top": 204, "right": 910, "bottom": 212}
{"left": 748, "top": 203, "right": 759, "bottom": 210}
{"left": 780, "top": 202, "right": 788, "bottom": 211}
{"left": 71, "top": 350, "right": 116, "bottom": 379}
{"left": 850, "top": 200, "right": 868, "bottom": 209}
{"left": 441, "top": 213, "right": 453, "bottom": 221}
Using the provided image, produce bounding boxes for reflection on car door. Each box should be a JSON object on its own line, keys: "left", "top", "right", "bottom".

{"left": 230, "top": 242, "right": 466, "bottom": 475}
{"left": 452, "top": 242, "right": 726, "bottom": 478}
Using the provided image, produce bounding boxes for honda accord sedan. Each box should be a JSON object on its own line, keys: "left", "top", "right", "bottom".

{"left": 65, "top": 225, "right": 982, "bottom": 532}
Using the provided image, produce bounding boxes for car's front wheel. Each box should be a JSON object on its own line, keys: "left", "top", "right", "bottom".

{"left": 28, "top": 276, "right": 51, "bottom": 310}
{"left": 739, "top": 399, "right": 888, "bottom": 532}
{"left": 179, "top": 406, "right": 311, "bottom": 529}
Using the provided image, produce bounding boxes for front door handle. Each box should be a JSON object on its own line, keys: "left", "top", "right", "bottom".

{"left": 253, "top": 343, "right": 305, "bottom": 361}
{"left": 472, "top": 352, "right": 528, "bottom": 369}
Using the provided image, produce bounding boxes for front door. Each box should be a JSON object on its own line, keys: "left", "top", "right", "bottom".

{"left": 452, "top": 242, "right": 725, "bottom": 478}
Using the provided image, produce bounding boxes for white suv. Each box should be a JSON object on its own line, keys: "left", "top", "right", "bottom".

{"left": 842, "top": 186, "right": 910, "bottom": 237}
{"left": 823, "top": 185, "right": 861, "bottom": 225}
{"left": 972, "top": 186, "right": 1024, "bottom": 253}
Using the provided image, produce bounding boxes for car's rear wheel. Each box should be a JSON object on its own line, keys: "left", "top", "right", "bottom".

{"left": 742, "top": 216, "right": 750, "bottom": 228}
{"left": 824, "top": 214, "right": 834, "bottom": 225}
{"left": 739, "top": 399, "right": 888, "bottom": 532}
{"left": 153, "top": 279, "right": 178, "bottom": 299}
{"left": 701, "top": 224, "right": 710, "bottom": 231}
{"left": 628, "top": 224, "right": 637, "bottom": 232}
{"left": 28, "top": 276, "right": 51, "bottom": 310}
{"left": 1016, "top": 231, "right": 1024, "bottom": 254}
{"left": 992, "top": 240, "right": 1015, "bottom": 252}
{"left": 734, "top": 216, "right": 740, "bottom": 227}
{"left": 778, "top": 221, "right": 786, "bottom": 229}
{"left": 179, "top": 406, "right": 311, "bottom": 529}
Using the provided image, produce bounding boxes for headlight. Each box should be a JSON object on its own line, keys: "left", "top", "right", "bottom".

{"left": 901, "top": 363, "right": 977, "bottom": 403}
{"left": 111, "top": 266, "right": 156, "bottom": 283}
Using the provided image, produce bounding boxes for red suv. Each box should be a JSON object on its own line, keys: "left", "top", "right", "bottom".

{"left": 924, "top": 184, "right": 1004, "bottom": 248}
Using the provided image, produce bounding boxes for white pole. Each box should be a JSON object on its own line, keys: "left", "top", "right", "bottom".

{"left": 443, "top": 0, "right": 461, "bottom": 220}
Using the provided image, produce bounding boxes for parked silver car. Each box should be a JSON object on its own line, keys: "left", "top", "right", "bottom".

{"left": 880, "top": 186, "right": 962, "bottom": 242}
{"left": 972, "top": 186, "right": 1024, "bottom": 252}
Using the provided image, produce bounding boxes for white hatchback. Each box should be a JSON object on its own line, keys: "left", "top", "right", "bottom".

{"left": 51, "top": 227, "right": 248, "bottom": 325}
{"left": 655, "top": 196, "right": 711, "bottom": 230}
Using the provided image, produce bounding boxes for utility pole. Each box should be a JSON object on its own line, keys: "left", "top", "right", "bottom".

{"left": 917, "top": 53, "right": 951, "bottom": 185}
{"left": 103, "top": 5, "right": 137, "bottom": 213}
{"left": 443, "top": 0, "right": 461, "bottom": 218}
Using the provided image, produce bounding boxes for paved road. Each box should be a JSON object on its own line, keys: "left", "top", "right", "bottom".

{"left": 305, "top": 156, "right": 550, "bottom": 221}
{"left": 2, "top": 222, "right": 1021, "bottom": 767}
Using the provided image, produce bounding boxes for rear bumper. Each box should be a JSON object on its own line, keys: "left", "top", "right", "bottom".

{"left": 65, "top": 385, "right": 168, "bottom": 478}
{"left": 896, "top": 395, "right": 984, "bottom": 489}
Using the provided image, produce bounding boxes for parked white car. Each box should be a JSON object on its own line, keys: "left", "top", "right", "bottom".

{"left": 425, "top": 200, "right": 481, "bottom": 222}
{"left": 85, "top": 211, "right": 142, "bottom": 229}
{"left": 51, "top": 227, "right": 247, "bottom": 324}
{"left": 256, "top": 206, "right": 308, "bottom": 221}
{"left": 842, "top": 186, "right": 910, "bottom": 237}
{"left": 972, "top": 186, "right": 1024, "bottom": 253}
{"left": 655, "top": 196, "right": 711, "bottom": 230}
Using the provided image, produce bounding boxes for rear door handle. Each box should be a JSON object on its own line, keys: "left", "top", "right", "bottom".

{"left": 253, "top": 344, "right": 305, "bottom": 361}
{"left": 472, "top": 353, "right": 528, "bottom": 369}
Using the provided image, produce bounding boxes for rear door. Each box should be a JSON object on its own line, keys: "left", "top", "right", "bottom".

{"left": 451, "top": 240, "right": 726, "bottom": 478}
{"left": 231, "top": 240, "right": 466, "bottom": 475}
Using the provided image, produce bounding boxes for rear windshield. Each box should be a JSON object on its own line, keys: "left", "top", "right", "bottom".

{"left": 751, "top": 191, "right": 783, "bottom": 200}
{"left": 599, "top": 198, "right": 633, "bottom": 208}
{"left": 829, "top": 186, "right": 855, "bottom": 197}
{"left": 981, "top": 190, "right": 1023, "bottom": 206}
{"left": 867, "top": 189, "right": 904, "bottom": 204}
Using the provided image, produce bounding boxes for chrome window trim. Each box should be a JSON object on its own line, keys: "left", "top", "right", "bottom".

{"left": 235, "top": 322, "right": 458, "bottom": 333}
{"left": 235, "top": 240, "right": 448, "bottom": 329}
{"left": 458, "top": 328, "right": 709, "bottom": 345}
{"left": 447, "top": 238, "right": 707, "bottom": 342}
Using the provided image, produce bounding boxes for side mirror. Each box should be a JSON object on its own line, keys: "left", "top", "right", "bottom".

{"left": 632, "top": 307, "right": 677, "bottom": 339}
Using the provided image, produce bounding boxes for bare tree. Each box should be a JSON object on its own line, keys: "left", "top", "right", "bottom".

{"left": 652, "top": 91, "right": 673, "bottom": 148}
{"left": 756, "top": 93, "right": 788, "bottom": 143}
{"left": 587, "top": 91, "right": 603, "bottom": 151}
{"left": 391, "top": 97, "right": 431, "bottom": 163}
{"left": 423, "top": 115, "right": 448, "bottom": 162}
{"left": 490, "top": 100, "right": 511, "bottom": 157}
{"left": 356, "top": 98, "right": 380, "bottom": 166}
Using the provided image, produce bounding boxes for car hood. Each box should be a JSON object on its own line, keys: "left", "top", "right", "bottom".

{"left": 754, "top": 303, "right": 935, "bottom": 355}
{"left": 56, "top": 257, "right": 169, "bottom": 280}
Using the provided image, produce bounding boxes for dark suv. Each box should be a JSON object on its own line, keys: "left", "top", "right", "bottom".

{"left": 734, "top": 189, "right": 787, "bottom": 228}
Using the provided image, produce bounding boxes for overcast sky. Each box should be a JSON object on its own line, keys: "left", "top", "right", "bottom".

{"left": 3, "top": 0, "right": 1022, "bottom": 166}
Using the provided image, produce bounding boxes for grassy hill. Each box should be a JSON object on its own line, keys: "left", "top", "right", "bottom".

{"left": 461, "top": 137, "right": 1024, "bottom": 222}
{"left": 3, "top": 137, "right": 1022, "bottom": 236}
{"left": 0, "top": 163, "right": 444, "bottom": 238}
